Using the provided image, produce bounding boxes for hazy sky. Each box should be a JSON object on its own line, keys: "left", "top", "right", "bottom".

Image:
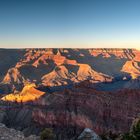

{"left": 0, "top": 0, "right": 140, "bottom": 49}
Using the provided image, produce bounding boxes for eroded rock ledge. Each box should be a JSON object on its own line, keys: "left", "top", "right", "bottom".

{"left": 0, "top": 123, "right": 39, "bottom": 140}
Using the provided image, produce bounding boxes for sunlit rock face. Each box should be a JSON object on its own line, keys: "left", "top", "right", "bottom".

{"left": 3, "top": 68, "right": 24, "bottom": 84}
{"left": 121, "top": 60, "right": 140, "bottom": 79}
{"left": 1, "top": 83, "right": 45, "bottom": 102}
{"left": 1, "top": 48, "right": 140, "bottom": 93}
{"left": 89, "top": 48, "right": 136, "bottom": 59}
{"left": 0, "top": 49, "right": 25, "bottom": 83}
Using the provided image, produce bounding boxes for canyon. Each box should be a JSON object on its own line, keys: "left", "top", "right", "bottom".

{"left": 0, "top": 48, "right": 140, "bottom": 139}
{"left": 1, "top": 48, "right": 140, "bottom": 93}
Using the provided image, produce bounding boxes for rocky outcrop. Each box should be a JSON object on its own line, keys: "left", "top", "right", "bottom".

{"left": 78, "top": 128, "right": 101, "bottom": 140}
{"left": 41, "top": 64, "right": 112, "bottom": 87}
{"left": 89, "top": 48, "right": 135, "bottom": 59}
{"left": 0, "top": 49, "right": 25, "bottom": 83}
{"left": 1, "top": 83, "right": 45, "bottom": 102}
{"left": 0, "top": 123, "right": 39, "bottom": 140}
{"left": 121, "top": 60, "right": 140, "bottom": 79}
{"left": 3, "top": 68, "right": 24, "bottom": 84}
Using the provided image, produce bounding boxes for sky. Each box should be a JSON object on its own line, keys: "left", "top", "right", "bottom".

{"left": 0, "top": 0, "right": 140, "bottom": 49}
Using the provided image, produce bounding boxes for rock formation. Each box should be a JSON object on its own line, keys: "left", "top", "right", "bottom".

{"left": 1, "top": 48, "right": 140, "bottom": 93}
{"left": 1, "top": 83, "right": 45, "bottom": 102}
{"left": 78, "top": 128, "right": 101, "bottom": 140}
{"left": 0, "top": 48, "right": 140, "bottom": 139}
{"left": 0, "top": 123, "right": 39, "bottom": 140}
{"left": 1, "top": 81, "right": 140, "bottom": 138}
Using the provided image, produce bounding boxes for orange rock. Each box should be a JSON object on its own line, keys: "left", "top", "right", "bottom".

{"left": 1, "top": 83, "right": 45, "bottom": 102}
{"left": 121, "top": 60, "right": 140, "bottom": 79}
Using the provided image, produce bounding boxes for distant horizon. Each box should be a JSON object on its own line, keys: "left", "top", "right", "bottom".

{"left": 0, "top": 47, "right": 140, "bottom": 50}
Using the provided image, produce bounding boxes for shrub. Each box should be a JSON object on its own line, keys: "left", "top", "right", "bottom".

{"left": 121, "top": 118, "right": 140, "bottom": 140}
{"left": 131, "top": 118, "right": 140, "bottom": 140}
{"left": 40, "top": 128, "right": 55, "bottom": 140}
{"left": 122, "top": 133, "right": 136, "bottom": 140}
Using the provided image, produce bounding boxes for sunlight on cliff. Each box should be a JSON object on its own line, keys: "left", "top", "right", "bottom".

{"left": 121, "top": 61, "right": 140, "bottom": 79}
{"left": 1, "top": 83, "right": 45, "bottom": 102}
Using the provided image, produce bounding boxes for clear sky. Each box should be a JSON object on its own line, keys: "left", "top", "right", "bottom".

{"left": 0, "top": 0, "right": 140, "bottom": 49}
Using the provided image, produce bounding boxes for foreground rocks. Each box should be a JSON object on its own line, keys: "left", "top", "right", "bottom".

{"left": 0, "top": 123, "right": 39, "bottom": 140}
{"left": 0, "top": 123, "right": 103, "bottom": 140}
{"left": 78, "top": 128, "right": 102, "bottom": 140}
